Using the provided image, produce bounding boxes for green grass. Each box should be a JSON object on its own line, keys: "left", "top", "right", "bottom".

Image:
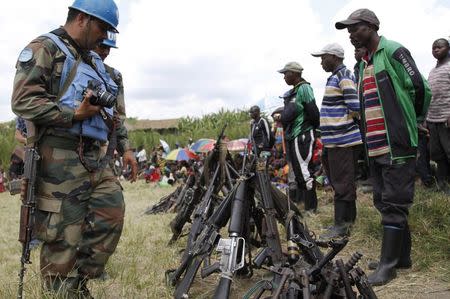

{"left": 0, "top": 181, "right": 449, "bottom": 299}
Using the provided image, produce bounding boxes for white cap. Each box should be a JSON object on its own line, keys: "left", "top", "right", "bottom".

{"left": 311, "top": 43, "right": 345, "bottom": 59}
{"left": 278, "top": 61, "right": 304, "bottom": 73}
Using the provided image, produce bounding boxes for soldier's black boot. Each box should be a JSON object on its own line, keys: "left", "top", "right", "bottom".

{"left": 319, "top": 200, "right": 350, "bottom": 240}
{"left": 368, "top": 226, "right": 403, "bottom": 286}
{"left": 43, "top": 276, "right": 92, "bottom": 299}
{"left": 368, "top": 224, "right": 412, "bottom": 270}
{"left": 78, "top": 277, "right": 94, "bottom": 299}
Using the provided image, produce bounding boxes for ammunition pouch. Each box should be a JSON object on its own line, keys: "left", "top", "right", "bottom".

{"left": 34, "top": 196, "right": 63, "bottom": 243}
{"left": 9, "top": 179, "right": 23, "bottom": 195}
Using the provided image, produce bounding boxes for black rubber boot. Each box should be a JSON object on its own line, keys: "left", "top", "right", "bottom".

{"left": 319, "top": 200, "right": 350, "bottom": 240}
{"left": 368, "top": 226, "right": 403, "bottom": 286}
{"left": 368, "top": 225, "right": 412, "bottom": 270}
{"left": 399, "top": 224, "right": 412, "bottom": 268}
{"left": 288, "top": 187, "right": 296, "bottom": 202}
{"left": 43, "top": 276, "right": 93, "bottom": 299}
{"left": 347, "top": 200, "right": 357, "bottom": 224}
{"left": 436, "top": 160, "right": 450, "bottom": 195}
{"left": 304, "top": 188, "right": 317, "bottom": 212}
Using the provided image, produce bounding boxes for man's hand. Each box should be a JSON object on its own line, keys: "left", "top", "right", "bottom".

{"left": 123, "top": 149, "right": 138, "bottom": 182}
{"left": 349, "top": 111, "right": 360, "bottom": 119}
{"left": 418, "top": 123, "right": 430, "bottom": 137}
{"left": 73, "top": 90, "right": 101, "bottom": 121}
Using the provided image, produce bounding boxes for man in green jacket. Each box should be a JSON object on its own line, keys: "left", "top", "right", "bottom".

{"left": 336, "top": 9, "right": 431, "bottom": 286}
{"left": 275, "top": 62, "right": 320, "bottom": 212}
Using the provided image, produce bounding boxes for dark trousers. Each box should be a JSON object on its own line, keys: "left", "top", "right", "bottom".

{"left": 355, "top": 144, "right": 370, "bottom": 181}
{"left": 322, "top": 146, "right": 358, "bottom": 202}
{"left": 286, "top": 130, "right": 317, "bottom": 211}
{"left": 415, "top": 133, "right": 433, "bottom": 185}
{"left": 370, "top": 154, "right": 415, "bottom": 229}
{"left": 428, "top": 122, "right": 450, "bottom": 182}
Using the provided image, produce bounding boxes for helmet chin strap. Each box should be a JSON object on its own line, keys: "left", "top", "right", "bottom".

{"left": 83, "top": 15, "right": 92, "bottom": 50}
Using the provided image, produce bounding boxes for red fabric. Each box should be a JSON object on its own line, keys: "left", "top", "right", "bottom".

{"left": 0, "top": 175, "right": 5, "bottom": 192}
{"left": 149, "top": 171, "right": 161, "bottom": 182}
{"left": 312, "top": 138, "right": 323, "bottom": 163}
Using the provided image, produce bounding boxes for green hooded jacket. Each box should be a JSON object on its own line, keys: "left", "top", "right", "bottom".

{"left": 358, "top": 36, "right": 431, "bottom": 161}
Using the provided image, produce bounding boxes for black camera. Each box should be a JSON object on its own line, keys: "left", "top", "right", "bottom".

{"left": 85, "top": 80, "right": 116, "bottom": 108}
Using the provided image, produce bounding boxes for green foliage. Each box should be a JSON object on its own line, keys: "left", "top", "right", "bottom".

{"left": 0, "top": 109, "right": 253, "bottom": 170}
{"left": 128, "top": 108, "right": 252, "bottom": 150}
{"left": 0, "top": 121, "right": 17, "bottom": 170}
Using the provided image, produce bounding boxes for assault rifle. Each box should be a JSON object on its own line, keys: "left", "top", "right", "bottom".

{"left": 168, "top": 184, "right": 236, "bottom": 299}
{"left": 167, "top": 125, "right": 228, "bottom": 285}
{"left": 211, "top": 180, "right": 249, "bottom": 299}
{"left": 248, "top": 132, "right": 284, "bottom": 269}
{"left": 168, "top": 164, "right": 202, "bottom": 243}
{"left": 17, "top": 122, "right": 40, "bottom": 299}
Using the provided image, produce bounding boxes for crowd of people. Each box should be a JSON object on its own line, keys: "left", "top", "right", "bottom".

{"left": 263, "top": 8, "right": 448, "bottom": 288}
{"left": 6, "top": 0, "right": 449, "bottom": 296}
{"left": 246, "top": 8, "right": 449, "bottom": 288}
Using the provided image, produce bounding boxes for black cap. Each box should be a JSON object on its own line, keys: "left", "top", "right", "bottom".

{"left": 335, "top": 8, "right": 380, "bottom": 30}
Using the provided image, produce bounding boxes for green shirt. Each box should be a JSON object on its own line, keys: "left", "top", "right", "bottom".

{"left": 285, "top": 82, "right": 316, "bottom": 140}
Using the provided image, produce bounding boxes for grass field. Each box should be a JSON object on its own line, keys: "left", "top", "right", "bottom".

{"left": 1, "top": 180, "right": 449, "bottom": 299}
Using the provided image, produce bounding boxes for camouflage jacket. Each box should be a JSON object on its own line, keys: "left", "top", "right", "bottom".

{"left": 105, "top": 64, "right": 130, "bottom": 154}
{"left": 11, "top": 28, "right": 130, "bottom": 155}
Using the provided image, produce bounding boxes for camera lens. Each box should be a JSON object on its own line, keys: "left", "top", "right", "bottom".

{"left": 86, "top": 80, "right": 116, "bottom": 108}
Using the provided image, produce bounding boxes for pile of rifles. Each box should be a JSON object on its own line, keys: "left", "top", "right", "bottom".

{"left": 147, "top": 125, "right": 377, "bottom": 299}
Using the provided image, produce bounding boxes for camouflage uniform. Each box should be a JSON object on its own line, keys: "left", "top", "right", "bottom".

{"left": 11, "top": 29, "right": 130, "bottom": 292}
{"left": 105, "top": 64, "right": 128, "bottom": 177}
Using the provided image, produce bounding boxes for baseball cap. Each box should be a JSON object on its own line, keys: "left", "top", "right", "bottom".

{"left": 335, "top": 8, "right": 380, "bottom": 30}
{"left": 311, "top": 43, "right": 345, "bottom": 59}
{"left": 278, "top": 61, "right": 303, "bottom": 73}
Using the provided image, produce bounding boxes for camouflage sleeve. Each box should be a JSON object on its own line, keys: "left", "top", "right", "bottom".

{"left": 111, "top": 68, "right": 131, "bottom": 155}
{"left": 11, "top": 38, "right": 74, "bottom": 127}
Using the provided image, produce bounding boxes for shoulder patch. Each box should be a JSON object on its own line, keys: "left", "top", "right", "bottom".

{"left": 18, "top": 48, "right": 33, "bottom": 62}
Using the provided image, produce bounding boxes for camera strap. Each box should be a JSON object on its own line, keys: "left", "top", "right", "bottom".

{"left": 77, "top": 123, "right": 117, "bottom": 173}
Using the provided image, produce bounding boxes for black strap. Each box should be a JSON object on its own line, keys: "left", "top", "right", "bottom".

{"left": 50, "top": 28, "right": 89, "bottom": 62}
{"left": 50, "top": 28, "right": 116, "bottom": 172}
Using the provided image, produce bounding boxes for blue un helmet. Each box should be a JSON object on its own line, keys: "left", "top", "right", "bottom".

{"left": 70, "top": 0, "right": 119, "bottom": 32}
{"left": 102, "top": 31, "right": 118, "bottom": 48}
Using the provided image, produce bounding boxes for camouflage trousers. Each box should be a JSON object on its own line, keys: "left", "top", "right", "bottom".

{"left": 34, "top": 140, "right": 125, "bottom": 289}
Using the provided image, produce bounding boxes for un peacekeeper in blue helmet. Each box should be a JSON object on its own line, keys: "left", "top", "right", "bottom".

{"left": 11, "top": 0, "right": 137, "bottom": 297}
{"left": 95, "top": 31, "right": 118, "bottom": 60}
{"left": 70, "top": 0, "right": 119, "bottom": 33}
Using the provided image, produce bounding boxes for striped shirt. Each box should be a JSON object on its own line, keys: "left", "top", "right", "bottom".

{"left": 362, "top": 62, "right": 389, "bottom": 157}
{"left": 427, "top": 58, "right": 450, "bottom": 123}
{"left": 320, "top": 64, "right": 362, "bottom": 148}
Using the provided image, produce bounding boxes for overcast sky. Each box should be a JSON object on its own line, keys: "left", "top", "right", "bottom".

{"left": 1, "top": 0, "right": 449, "bottom": 122}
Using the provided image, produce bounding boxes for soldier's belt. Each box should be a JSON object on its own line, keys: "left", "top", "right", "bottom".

{"left": 42, "top": 135, "right": 100, "bottom": 151}
{"left": 42, "top": 135, "right": 79, "bottom": 151}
